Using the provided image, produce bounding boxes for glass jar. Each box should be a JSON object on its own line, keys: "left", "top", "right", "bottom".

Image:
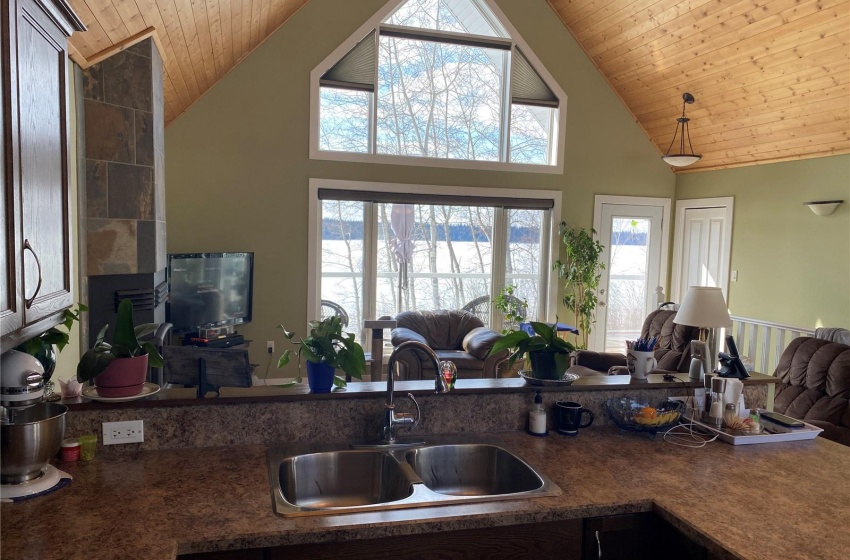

{"left": 723, "top": 402, "right": 739, "bottom": 428}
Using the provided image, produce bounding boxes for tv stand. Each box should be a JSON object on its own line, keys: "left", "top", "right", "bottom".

{"left": 183, "top": 332, "right": 247, "bottom": 349}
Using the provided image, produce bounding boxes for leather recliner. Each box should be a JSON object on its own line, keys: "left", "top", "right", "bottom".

{"left": 390, "top": 310, "right": 509, "bottom": 379}
{"left": 567, "top": 309, "right": 701, "bottom": 376}
{"left": 773, "top": 335, "right": 850, "bottom": 446}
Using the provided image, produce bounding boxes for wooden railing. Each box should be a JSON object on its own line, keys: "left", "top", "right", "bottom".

{"left": 727, "top": 316, "right": 815, "bottom": 375}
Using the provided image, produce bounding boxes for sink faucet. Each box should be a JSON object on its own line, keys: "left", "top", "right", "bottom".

{"left": 378, "top": 341, "right": 454, "bottom": 445}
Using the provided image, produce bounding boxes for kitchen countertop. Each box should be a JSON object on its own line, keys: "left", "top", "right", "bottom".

{"left": 2, "top": 427, "right": 847, "bottom": 560}
{"left": 59, "top": 371, "right": 779, "bottom": 411}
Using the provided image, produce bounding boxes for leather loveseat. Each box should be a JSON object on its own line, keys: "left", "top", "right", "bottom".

{"left": 567, "top": 309, "right": 701, "bottom": 376}
{"left": 773, "top": 332, "right": 850, "bottom": 446}
{"left": 390, "top": 310, "right": 509, "bottom": 379}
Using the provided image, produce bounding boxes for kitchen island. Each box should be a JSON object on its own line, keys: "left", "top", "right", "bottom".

{"left": 1, "top": 427, "right": 847, "bottom": 560}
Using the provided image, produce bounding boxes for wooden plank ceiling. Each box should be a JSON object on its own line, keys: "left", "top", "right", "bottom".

{"left": 548, "top": 0, "right": 850, "bottom": 172}
{"left": 66, "top": 0, "right": 308, "bottom": 125}
{"left": 65, "top": 1, "right": 849, "bottom": 171}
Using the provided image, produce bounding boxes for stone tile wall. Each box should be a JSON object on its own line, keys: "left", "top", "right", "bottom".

{"left": 81, "top": 38, "right": 166, "bottom": 276}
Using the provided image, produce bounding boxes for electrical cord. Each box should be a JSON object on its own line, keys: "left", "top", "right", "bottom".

{"left": 663, "top": 418, "right": 719, "bottom": 448}
{"left": 662, "top": 375, "right": 719, "bottom": 448}
{"left": 263, "top": 350, "right": 274, "bottom": 386}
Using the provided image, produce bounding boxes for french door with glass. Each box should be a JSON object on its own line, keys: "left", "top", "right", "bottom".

{"left": 593, "top": 197, "right": 670, "bottom": 353}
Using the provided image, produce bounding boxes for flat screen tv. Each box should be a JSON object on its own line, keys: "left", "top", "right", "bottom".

{"left": 167, "top": 252, "right": 254, "bottom": 334}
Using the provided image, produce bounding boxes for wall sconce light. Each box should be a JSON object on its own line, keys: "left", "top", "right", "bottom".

{"left": 661, "top": 92, "right": 702, "bottom": 167}
{"left": 804, "top": 200, "right": 844, "bottom": 216}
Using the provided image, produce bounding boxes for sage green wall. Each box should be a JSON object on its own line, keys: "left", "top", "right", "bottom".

{"left": 54, "top": 58, "right": 81, "bottom": 384}
{"left": 675, "top": 155, "right": 850, "bottom": 329}
{"left": 164, "top": 0, "right": 675, "bottom": 364}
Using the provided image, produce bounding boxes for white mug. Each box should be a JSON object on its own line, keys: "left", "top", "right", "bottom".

{"left": 628, "top": 350, "right": 657, "bottom": 380}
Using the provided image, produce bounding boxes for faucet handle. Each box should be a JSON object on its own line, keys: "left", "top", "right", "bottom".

{"left": 405, "top": 393, "right": 421, "bottom": 431}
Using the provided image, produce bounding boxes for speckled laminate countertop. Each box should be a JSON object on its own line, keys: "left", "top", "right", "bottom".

{"left": 2, "top": 428, "right": 848, "bottom": 560}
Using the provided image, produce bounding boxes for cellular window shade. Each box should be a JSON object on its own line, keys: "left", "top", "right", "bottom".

{"left": 511, "top": 48, "right": 557, "bottom": 108}
{"left": 318, "top": 188, "right": 554, "bottom": 210}
{"left": 320, "top": 31, "right": 376, "bottom": 92}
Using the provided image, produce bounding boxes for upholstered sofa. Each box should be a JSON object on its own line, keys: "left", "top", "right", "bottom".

{"left": 390, "top": 310, "right": 509, "bottom": 379}
{"left": 773, "top": 330, "right": 850, "bottom": 446}
{"left": 567, "top": 309, "right": 701, "bottom": 377}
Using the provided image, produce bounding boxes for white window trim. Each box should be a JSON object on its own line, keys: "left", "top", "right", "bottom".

{"left": 307, "top": 178, "right": 562, "bottom": 332}
{"left": 309, "top": 0, "right": 568, "bottom": 174}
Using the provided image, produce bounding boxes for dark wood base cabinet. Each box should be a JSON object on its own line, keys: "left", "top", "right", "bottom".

{"left": 180, "top": 513, "right": 718, "bottom": 560}
{"left": 584, "top": 513, "right": 717, "bottom": 560}
{"left": 181, "top": 520, "right": 583, "bottom": 560}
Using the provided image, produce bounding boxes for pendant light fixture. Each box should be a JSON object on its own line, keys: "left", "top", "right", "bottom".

{"left": 661, "top": 92, "right": 701, "bottom": 167}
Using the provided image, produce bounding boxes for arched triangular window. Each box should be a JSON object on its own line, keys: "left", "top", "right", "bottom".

{"left": 311, "top": 0, "right": 566, "bottom": 172}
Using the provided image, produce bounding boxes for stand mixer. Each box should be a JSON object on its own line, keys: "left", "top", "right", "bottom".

{"left": 1, "top": 350, "right": 71, "bottom": 501}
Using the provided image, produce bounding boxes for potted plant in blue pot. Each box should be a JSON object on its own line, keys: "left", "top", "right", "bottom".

{"left": 489, "top": 321, "right": 574, "bottom": 380}
{"left": 276, "top": 316, "right": 365, "bottom": 392}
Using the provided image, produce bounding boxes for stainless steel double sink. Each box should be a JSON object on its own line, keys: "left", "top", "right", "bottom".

{"left": 266, "top": 436, "right": 562, "bottom": 517}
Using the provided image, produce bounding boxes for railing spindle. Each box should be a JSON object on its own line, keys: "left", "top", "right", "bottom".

{"left": 728, "top": 316, "right": 814, "bottom": 375}
{"left": 774, "top": 331, "right": 786, "bottom": 373}
{"left": 761, "top": 329, "right": 771, "bottom": 374}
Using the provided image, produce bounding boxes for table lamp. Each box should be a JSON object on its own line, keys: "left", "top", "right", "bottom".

{"left": 673, "top": 287, "right": 732, "bottom": 375}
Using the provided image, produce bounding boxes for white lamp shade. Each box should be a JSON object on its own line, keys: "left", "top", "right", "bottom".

{"left": 673, "top": 287, "right": 732, "bottom": 328}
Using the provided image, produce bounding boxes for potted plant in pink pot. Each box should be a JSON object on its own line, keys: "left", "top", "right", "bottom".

{"left": 77, "top": 299, "right": 164, "bottom": 397}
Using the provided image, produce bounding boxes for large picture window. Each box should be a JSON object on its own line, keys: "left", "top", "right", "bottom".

{"left": 311, "top": 0, "right": 565, "bottom": 172}
{"left": 312, "top": 181, "right": 559, "bottom": 346}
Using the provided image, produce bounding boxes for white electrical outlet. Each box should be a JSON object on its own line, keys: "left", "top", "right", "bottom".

{"left": 103, "top": 420, "right": 144, "bottom": 445}
{"left": 266, "top": 340, "right": 275, "bottom": 353}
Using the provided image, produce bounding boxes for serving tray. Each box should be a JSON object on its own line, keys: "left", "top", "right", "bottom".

{"left": 518, "top": 370, "right": 579, "bottom": 387}
{"left": 686, "top": 409, "right": 822, "bottom": 445}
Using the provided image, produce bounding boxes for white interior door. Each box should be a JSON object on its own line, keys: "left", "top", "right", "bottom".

{"left": 593, "top": 198, "right": 669, "bottom": 352}
{"left": 671, "top": 198, "right": 734, "bottom": 303}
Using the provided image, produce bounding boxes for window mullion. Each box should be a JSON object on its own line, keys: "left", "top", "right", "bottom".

{"left": 362, "top": 202, "right": 378, "bottom": 352}
{"left": 500, "top": 48, "right": 512, "bottom": 163}
{"left": 547, "top": 108, "right": 557, "bottom": 167}
{"left": 491, "top": 207, "right": 508, "bottom": 332}
{"left": 538, "top": 209, "right": 552, "bottom": 322}
{"left": 370, "top": 29, "right": 380, "bottom": 155}
{"left": 379, "top": 24, "right": 512, "bottom": 50}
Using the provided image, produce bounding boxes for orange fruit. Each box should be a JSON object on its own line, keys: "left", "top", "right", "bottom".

{"left": 639, "top": 407, "right": 657, "bottom": 419}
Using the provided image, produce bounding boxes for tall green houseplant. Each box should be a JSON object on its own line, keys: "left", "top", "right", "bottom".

{"left": 554, "top": 222, "right": 605, "bottom": 349}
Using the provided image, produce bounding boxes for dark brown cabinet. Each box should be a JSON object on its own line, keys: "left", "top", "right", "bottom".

{"left": 1, "top": 0, "right": 84, "bottom": 351}
{"left": 583, "top": 513, "right": 712, "bottom": 560}
{"left": 180, "top": 514, "right": 716, "bottom": 560}
{"left": 583, "top": 513, "right": 655, "bottom": 560}
{"left": 180, "top": 520, "right": 584, "bottom": 560}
